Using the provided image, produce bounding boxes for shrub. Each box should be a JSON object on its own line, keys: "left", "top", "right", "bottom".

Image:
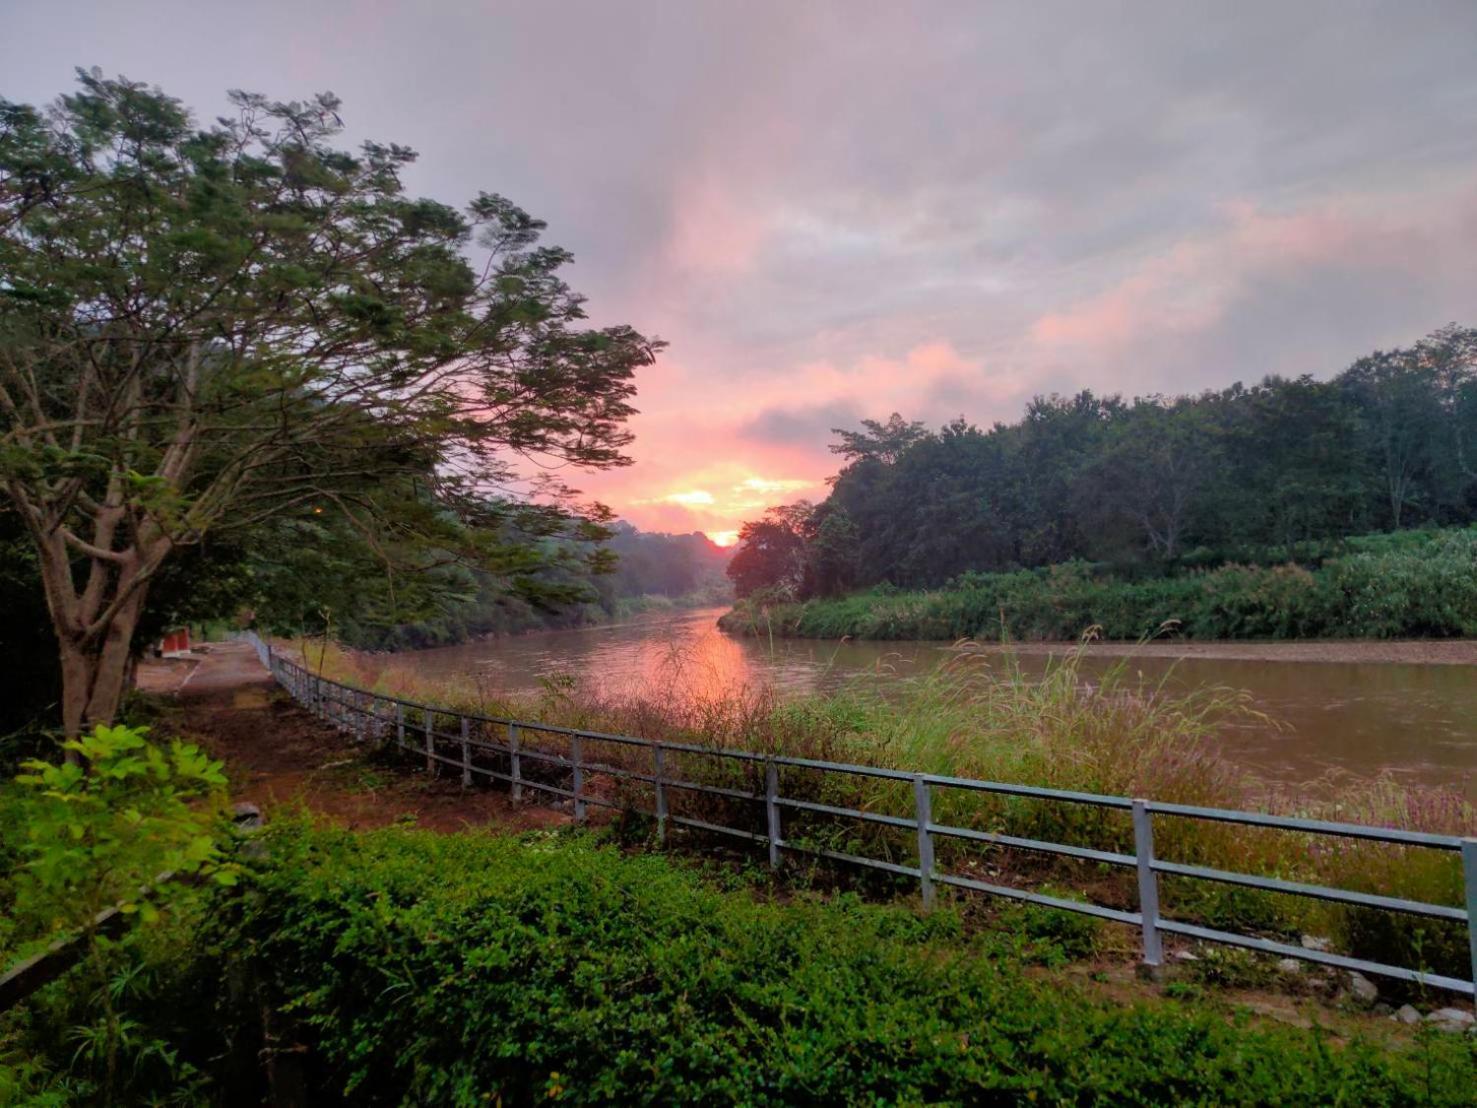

{"left": 0, "top": 725, "right": 237, "bottom": 1103}
{"left": 217, "top": 826, "right": 1475, "bottom": 1105}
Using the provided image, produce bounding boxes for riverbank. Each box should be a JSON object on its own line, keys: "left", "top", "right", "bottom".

{"left": 906, "top": 637, "right": 1477, "bottom": 666}
{"left": 719, "top": 527, "right": 1477, "bottom": 644}
{"left": 282, "top": 632, "right": 1475, "bottom": 988}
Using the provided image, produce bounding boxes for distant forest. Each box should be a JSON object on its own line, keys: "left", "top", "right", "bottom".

{"left": 376, "top": 523, "right": 733, "bottom": 649}
{"left": 729, "top": 325, "right": 1477, "bottom": 600}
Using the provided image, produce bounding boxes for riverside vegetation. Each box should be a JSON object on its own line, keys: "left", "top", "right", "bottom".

{"left": 4, "top": 752, "right": 1475, "bottom": 1104}
{"left": 719, "top": 526, "right": 1477, "bottom": 642}
{"left": 299, "top": 635, "right": 1475, "bottom": 992}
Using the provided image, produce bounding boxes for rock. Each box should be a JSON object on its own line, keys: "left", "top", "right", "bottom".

{"left": 231, "top": 801, "right": 264, "bottom": 830}
{"left": 1300, "top": 935, "right": 1331, "bottom": 952}
{"left": 1372, "top": 1002, "right": 1393, "bottom": 1016}
{"left": 1173, "top": 950, "right": 1200, "bottom": 963}
{"left": 1393, "top": 1004, "right": 1422, "bottom": 1025}
{"left": 1425, "top": 1007, "right": 1475, "bottom": 1032}
{"left": 1275, "top": 958, "right": 1302, "bottom": 974}
{"left": 1345, "top": 971, "right": 1379, "bottom": 1004}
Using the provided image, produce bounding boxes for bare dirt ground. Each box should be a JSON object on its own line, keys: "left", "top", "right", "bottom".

{"left": 155, "top": 641, "right": 565, "bottom": 833}
{"left": 964, "top": 638, "right": 1477, "bottom": 665}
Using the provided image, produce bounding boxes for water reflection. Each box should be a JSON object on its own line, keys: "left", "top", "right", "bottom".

{"left": 373, "top": 608, "right": 1476, "bottom": 798}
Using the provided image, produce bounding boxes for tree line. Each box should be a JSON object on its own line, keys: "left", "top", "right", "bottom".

{"left": 728, "top": 325, "right": 1477, "bottom": 599}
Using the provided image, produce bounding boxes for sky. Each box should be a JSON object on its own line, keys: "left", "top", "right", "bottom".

{"left": 6, "top": 2, "right": 1477, "bottom": 545}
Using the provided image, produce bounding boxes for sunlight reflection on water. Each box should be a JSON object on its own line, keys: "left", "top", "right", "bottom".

{"left": 373, "top": 608, "right": 1476, "bottom": 798}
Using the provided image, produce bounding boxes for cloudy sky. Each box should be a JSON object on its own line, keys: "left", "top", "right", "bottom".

{"left": 6, "top": 2, "right": 1477, "bottom": 542}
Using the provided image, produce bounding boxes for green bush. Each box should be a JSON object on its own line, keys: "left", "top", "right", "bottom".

{"left": 720, "top": 526, "right": 1477, "bottom": 642}
{"left": 1, "top": 725, "right": 237, "bottom": 1103}
{"left": 214, "top": 825, "right": 1474, "bottom": 1105}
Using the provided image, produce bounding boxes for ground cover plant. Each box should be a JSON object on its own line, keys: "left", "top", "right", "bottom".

{"left": 215, "top": 824, "right": 1477, "bottom": 1105}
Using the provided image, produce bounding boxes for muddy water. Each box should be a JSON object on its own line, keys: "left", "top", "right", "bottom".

{"left": 374, "top": 608, "right": 1477, "bottom": 798}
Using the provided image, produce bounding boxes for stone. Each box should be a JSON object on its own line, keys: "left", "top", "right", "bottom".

{"left": 1345, "top": 971, "right": 1379, "bottom": 1004}
{"left": 1173, "top": 950, "right": 1199, "bottom": 963}
{"left": 1393, "top": 1005, "right": 1422, "bottom": 1025}
{"left": 1425, "top": 1007, "right": 1475, "bottom": 1032}
{"left": 1299, "top": 935, "right": 1331, "bottom": 952}
{"left": 1275, "top": 958, "right": 1302, "bottom": 974}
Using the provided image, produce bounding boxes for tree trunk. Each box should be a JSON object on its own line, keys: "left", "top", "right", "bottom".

{"left": 55, "top": 584, "right": 150, "bottom": 740}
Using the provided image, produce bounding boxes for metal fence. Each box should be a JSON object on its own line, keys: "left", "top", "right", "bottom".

{"left": 246, "top": 634, "right": 1477, "bottom": 1007}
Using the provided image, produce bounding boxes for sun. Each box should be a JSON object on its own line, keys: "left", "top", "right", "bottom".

{"left": 706, "top": 530, "right": 740, "bottom": 548}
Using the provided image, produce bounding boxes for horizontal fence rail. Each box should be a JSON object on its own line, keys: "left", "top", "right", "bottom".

{"left": 246, "top": 634, "right": 1477, "bottom": 1007}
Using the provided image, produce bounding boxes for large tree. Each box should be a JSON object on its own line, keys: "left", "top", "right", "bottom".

{"left": 0, "top": 70, "right": 661, "bottom": 736}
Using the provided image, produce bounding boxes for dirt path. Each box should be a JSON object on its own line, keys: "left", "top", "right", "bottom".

{"left": 158, "top": 642, "right": 565, "bottom": 833}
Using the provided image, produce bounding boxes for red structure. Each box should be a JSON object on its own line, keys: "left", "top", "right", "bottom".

{"left": 158, "top": 628, "right": 191, "bottom": 657}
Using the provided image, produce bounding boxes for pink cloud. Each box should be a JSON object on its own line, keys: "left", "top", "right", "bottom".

{"left": 576, "top": 340, "right": 1029, "bottom": 536}
{"left": 1029, "top": 187, "right": 1475, "bottom": 366}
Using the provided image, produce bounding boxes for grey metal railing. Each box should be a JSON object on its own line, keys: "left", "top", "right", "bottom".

{"left": 246, "top": 634, "right": 1477, "bottom": 1007}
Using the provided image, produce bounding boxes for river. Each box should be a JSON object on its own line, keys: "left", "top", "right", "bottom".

{"left": 370, "top": 607, "right": 1477, "bottom": 799}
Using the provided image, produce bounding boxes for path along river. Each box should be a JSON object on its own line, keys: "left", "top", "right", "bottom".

{"left": 364, "top": 608, "right": 1477, "bottom": 800}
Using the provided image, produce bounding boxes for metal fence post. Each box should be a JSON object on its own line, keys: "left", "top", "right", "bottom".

{"left": 395, "top": 702, "right": 405, "bottom": 750}
{"left": 913, "top": 774, "right": 935, "bottom": 911}
{"left": 509, "top": 724, "right": 523, "bottom": 802}
{"left": 424, "top": 709, "right": 435, "bottom": 776}
{"left": 1133, "top": 799, "right": 1164, "bottom": 972}
{"left": 571, "top": 735, "right": 586, "bottom": 822}
{"left": 460, "top": 716, "right": 472, "bottom": 788}
{"left": 765, "top": 762, "right": 782, "bottom": 869}
{"left": 653, "top": 745, "right": 668, "bottom": 845}
{"left": 1462, "top": 838, "right": 1477, "bottom": 1016}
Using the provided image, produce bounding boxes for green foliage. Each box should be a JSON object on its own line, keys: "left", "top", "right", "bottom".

{"left": 0, "top": 69, "right": 661, "bottom": 732}
{"left": 729, "top": 326, "right": 1477, "bottom": 601}
{"left": 999, "top": 885, "right": 1105, "bottom": 964}
{"left": 215, "top": 826, "right": 1474, "bottom": 1105}
{"left": 723, "top": 526, "right": 1477, "bottom": 641}
{"left": 1182, "top": 946, "right": 1280, "bottom": 990}
{"left": 1, "top": 725, "right": 236, "bottom": 1102}
{"left": 8, "top": 723, "right": 234, "bottom": 949}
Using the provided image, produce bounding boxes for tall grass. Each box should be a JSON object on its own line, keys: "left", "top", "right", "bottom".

{"left": 289, "top": 634, "right": 1475, "bottom": 980}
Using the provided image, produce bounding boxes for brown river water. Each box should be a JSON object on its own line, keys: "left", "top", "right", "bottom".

{"left": 369, "top": 608, "right": 1477, "bottom": 800}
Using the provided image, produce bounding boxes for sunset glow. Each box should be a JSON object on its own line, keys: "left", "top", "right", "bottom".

{"left": 706, "top": 530, "right": 740, "bottom": 548}
{"left": 13, "top": 6, "right": 1474, "bottom": 542}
